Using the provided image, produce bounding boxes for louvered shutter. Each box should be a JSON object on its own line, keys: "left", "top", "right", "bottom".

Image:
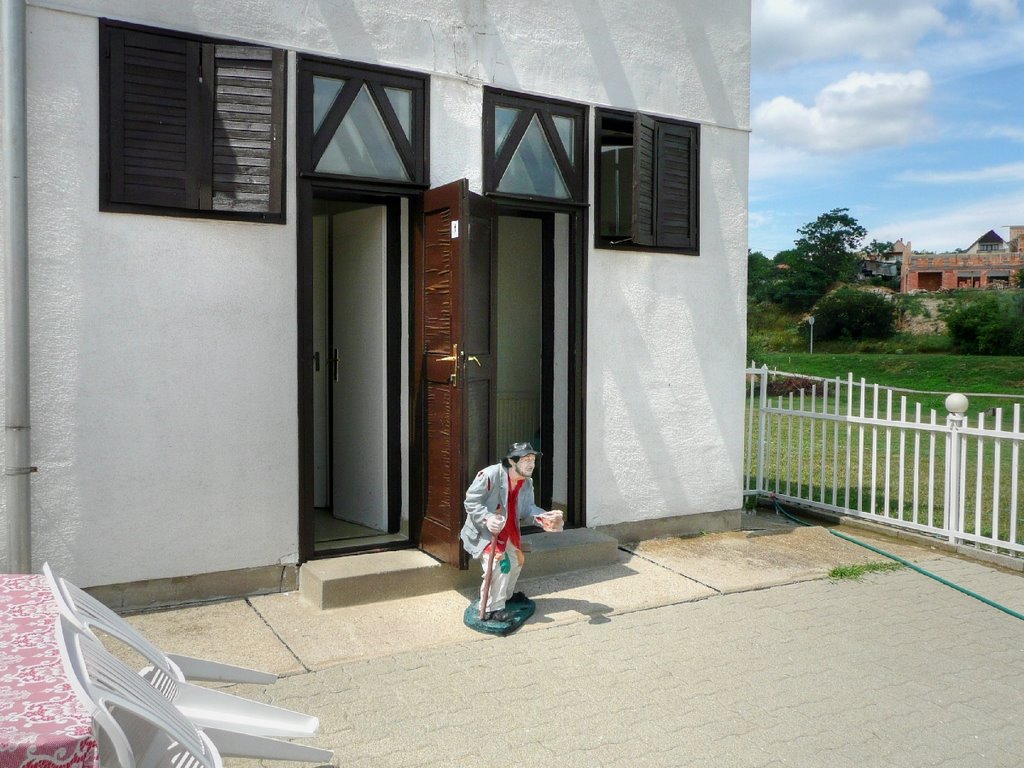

{"left": 106, "top": 28, "right": 203, "bottom": 209}
{"left": 209, "top": 45, "right": 285, "bottom": 215}
{"left": 103, "top": 22, "right": 285, "bottom": 219}
{"left": 654, "top": 121, "right": 698, "bottom": 250}
{"left": 631, "top": 113, "right": 657, "bottom": 247}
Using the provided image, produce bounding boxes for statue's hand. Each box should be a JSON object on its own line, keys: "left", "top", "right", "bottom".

{"left": 536, "top": 510, "right": 564, "bottom": 532}
{"left": 485, "top": 514, "right": 505, "bottom": 534}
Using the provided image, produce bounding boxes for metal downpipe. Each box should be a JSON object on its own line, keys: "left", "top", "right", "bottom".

{"left": 3, "top": 0, "right": 32, "bottom": 572}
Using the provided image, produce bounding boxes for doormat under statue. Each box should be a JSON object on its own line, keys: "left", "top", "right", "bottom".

{"left": 463, "top": 594, "right": 536, "bottom": 636}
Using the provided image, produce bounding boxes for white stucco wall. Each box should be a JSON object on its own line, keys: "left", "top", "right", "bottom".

{"left": 2, "top": 7, "right": 301, "bottom": 585}
{"left": 585, "top": 126, "right": 750, "bottom": 526}
{"left": 4, "top": 0, "right": 750, "bottom": 584}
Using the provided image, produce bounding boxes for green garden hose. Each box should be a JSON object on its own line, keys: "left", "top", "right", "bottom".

{"left": 771, "top": 499, "right": 1024, "bottom": 623}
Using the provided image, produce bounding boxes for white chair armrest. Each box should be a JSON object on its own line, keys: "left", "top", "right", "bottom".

{"left": 202, "top": 727, "right": 333, "bottom": 764}
{"left": 168, "top": 679, "right": 318, "bottom": 738}
{"left": 166, "top": 653, "right": 278, "bottom": 685}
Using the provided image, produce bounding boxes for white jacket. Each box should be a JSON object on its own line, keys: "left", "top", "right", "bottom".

{"left": 459, "top": 462, "right": 541, "bottom": 558}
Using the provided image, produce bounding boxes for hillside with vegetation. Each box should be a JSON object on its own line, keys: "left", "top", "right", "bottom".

{"left": 748, "top": 209, "right": 1024, "bottom": 361}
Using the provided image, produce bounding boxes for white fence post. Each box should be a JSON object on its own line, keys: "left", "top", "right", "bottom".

{"left": 943, "top": 393, "right": 969, "bottom": 545}
{"left": 757, "top": 365, "right": 768, "bottom": 494}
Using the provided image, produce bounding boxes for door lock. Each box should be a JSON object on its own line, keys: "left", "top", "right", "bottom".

{"left": 438, "top": 344, "right": 458, "bottom": 386}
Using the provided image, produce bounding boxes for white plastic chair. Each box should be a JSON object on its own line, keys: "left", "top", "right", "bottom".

{"left": 56, "top": 614, "right": 223, "bottom": 768}
{"left": 43, "top": 563, "right": 320, "bottom": 740}
{"left": 43, "top": 562, "right": 277, "bottom": 685}
{"left": 57, "top": 615, "right": 335, "bottom": 766}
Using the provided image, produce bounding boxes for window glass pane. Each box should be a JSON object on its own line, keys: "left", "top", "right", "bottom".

{"left": 598, "top": 116, "right": 635, "bottom": 237}
{"left": 316, "top": 85, "right": 410, "bottom": 180}
{"left": 497, "top": 114, "right": 568, "bottom": 199}
{"left": 599, "top": 145, "right": 633, "bottom": 236}
{"left": 313, "top": 76, "right": 345, "bottom": 133}
{"left": 494, "top": 106, "right": 520, "bottom": 155}
{"left": 552, "top": 115, "right": 574, "bottom": 161}
{"left": 383, "top": 86, "right": 413, "bottom": 140}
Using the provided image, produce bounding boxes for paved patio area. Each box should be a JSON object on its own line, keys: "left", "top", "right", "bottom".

{"left": 124, "top": 514, "right": 1024, "bottom": 767}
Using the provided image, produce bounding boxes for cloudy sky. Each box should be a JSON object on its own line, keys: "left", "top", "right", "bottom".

{"left": 749, "top": 0, "right": 1024, "bottom": 255}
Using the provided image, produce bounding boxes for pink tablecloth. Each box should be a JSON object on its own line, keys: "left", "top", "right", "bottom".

{"left": 0, "top": 574, "right": 98, "bottom": 768}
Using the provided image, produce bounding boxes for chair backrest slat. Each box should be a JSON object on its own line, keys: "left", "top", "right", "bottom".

{"left": 43, "top": 563, "right": 182, "bottom": 697}
{"left": 56, "top": 615, "right": 219, "bottom": 768}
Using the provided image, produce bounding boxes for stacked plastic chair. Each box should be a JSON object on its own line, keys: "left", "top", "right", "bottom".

{"left": 56, "top": 614, "right": 223, "bottom": 768}
{"left": 43, "top": 563, "right": 278, "bottom": 685}
{"left": 45, "top": 563, "right": 333, "bottom": 766}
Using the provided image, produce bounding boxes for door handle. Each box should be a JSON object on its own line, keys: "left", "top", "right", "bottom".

{"left": 467, "top": 355, "right": 481, "bottom": 367}
{"left": 313, "top": 351, "right": 321, "bottom": 372}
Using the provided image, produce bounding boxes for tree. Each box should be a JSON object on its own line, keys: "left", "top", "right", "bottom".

{"left": 794, "top": 208, "right": 867, "bottom": 281}
{"left": 810, "top": 288, "right": 896, "bottom": 341}
{"left": 863, "top": 239, "right": 894, "bottom": 257}
{"left": 747, "top": 249, "right": 775, "bottom": 302}
{"left": 767, "top": 209, "right": 867, "bottom": 312}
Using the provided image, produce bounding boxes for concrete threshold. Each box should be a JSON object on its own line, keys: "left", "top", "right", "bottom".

{"left": 299, "top": 528, "right": 620, "bottom": 609}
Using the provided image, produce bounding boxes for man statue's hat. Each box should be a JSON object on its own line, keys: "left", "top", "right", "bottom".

{"left": 506, "top": 441, "right": 542, "bottom": 460}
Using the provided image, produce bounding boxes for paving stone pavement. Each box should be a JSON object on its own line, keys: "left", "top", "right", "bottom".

{"left": 218, "top": 541, "right": 1024, "bottom": 768}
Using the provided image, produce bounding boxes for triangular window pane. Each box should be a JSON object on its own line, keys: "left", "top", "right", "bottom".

{"left": 313, "top": 76, "right": 344, "bottom": 134}
{"left": 494, "top": 106, "right": 520, "bottom": 155}
{"left": 553, "top": 115, "right": 574, "bottom": 161}
{"left": 384, "top": 86, "right": 412, "bottom": 140}
{"left": 497, "top": 114, "right": 569, "bottom": 198}
{"left": 316, "top": 84, "right": 409, "bottom": 180}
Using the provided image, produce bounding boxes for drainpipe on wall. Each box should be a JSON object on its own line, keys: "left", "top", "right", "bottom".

{"left": 3, "top": 0, "right": 32, "bottom": 573}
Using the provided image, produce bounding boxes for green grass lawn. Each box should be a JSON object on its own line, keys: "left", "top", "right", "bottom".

{"left": 754, "top": 353, "right": 1024, "bottom": 418}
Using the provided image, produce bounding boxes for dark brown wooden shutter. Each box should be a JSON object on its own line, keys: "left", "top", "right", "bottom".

{"left": 654, "top": 121, "right": 698, "bottom": 250}
{"left": 631, "top": 113, "right": 657, "bottom": 246}
{"left": 107, "top": 28, "right": 202, "bottom": 209}
{"left": 209, "top": 45, "right": 285, "bottom": 215}
{"left": 103, "top": 21, "right": 284, "bottom": 219}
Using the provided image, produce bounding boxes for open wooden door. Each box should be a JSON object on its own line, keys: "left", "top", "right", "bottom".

{"left": 415, "top": 179, "right": 496, "bottom": 567}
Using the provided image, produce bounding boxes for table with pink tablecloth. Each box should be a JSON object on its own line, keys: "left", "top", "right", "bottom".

{"left": 0, "top": 574, "right": 98, "bottom": 768}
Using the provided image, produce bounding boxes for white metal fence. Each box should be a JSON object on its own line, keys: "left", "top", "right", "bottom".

{"left": 744, "top": 364, "right": 1024, "bottom": 556}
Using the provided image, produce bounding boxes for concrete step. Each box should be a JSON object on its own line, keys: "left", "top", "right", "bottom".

{"left": 299, "top": 528, "right": 621, "bottom": 609}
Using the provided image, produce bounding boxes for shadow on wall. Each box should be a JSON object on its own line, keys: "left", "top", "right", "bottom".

{"left": 588, "top": 178, "right": 745, "bottom": 522}
{"left": 569, "top": 0, "right": 638, "bottom": 108}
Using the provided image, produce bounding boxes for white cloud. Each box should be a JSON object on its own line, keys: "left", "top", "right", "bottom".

{"left": 983, "top": 125, "right": 1024, "bottom": 142}
{"left": 897, "top": 162, "right": 1024, "bottom": 184}
{"left": 871, "top": 191, "right": 1024, "bottom": 251}
{"left": 753, "top": 70, "right": 933, "bottom": 154}
{"left": 752, "top": 0, "right": 951, "bottom": 70}
{"left": 749, "top": 138, "right": 814, "bottom": 180}
{"left": 970, "top": 0, "right": 1019, "bottom": 22}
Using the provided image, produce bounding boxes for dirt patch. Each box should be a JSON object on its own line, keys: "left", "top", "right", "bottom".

{"left": 900, "top": 296, "right": 947, "bottom": 335}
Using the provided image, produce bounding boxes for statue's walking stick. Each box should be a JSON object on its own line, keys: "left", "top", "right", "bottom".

{"left": 479, "top": 506, "right": 503, "bottom": 621}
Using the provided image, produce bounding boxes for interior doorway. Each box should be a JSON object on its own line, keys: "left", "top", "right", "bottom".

{"left": 495, "top": 213, "right": 571, "bottom": 512}
{"left": 300, "top": 182, "right": 585, "bottom": 564}
{"left": 311, "top": 196, "right": 407, "bottom": 553}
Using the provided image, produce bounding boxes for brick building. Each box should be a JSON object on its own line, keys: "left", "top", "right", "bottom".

{"left": 901, "top": 227, "right": 1024, "bottom": 292}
